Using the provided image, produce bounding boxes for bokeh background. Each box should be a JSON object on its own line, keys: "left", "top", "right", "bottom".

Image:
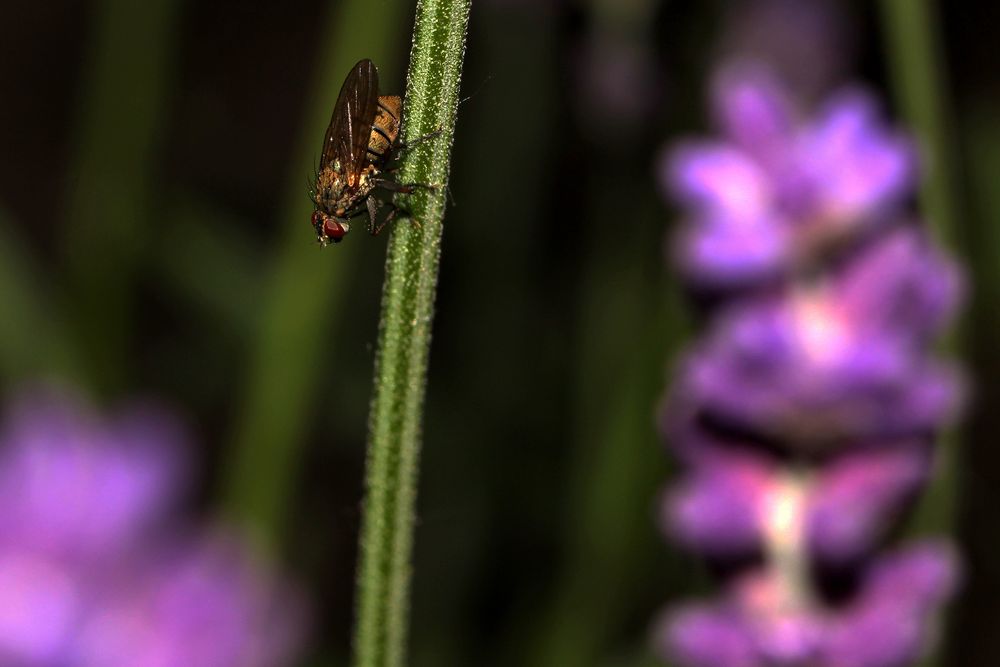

{"left": 1, "top": 0, "right": 998, "bottom": 665}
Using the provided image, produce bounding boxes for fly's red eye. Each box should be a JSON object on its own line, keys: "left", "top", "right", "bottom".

{"left": 323, "top": 218, "right": 348, "bottom": 241}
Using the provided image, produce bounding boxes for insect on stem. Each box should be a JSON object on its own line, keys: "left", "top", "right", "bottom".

{"left": 310, "top": 60, "right": 435, "bottom": 245}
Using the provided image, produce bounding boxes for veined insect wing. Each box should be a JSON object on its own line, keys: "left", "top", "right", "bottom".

{"left": 320, "top": 58, "right": 380, "bottom": 178}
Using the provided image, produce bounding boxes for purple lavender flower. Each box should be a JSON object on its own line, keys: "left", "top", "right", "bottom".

{"left": 657, "top": 543, "right": 957, "bottom": 667}
{"left": 72, "top": 537, "right": 305, "bottom": 667}
{"left": 662, "top": 429, "right": 931, "bottom": 563}
{"left": 675, "top": 227, "right": 963, "bottom": 446}
{"left": 573, "top": 34, "right": 661, "bottom": 146}
{"left": 0, "top": 388, "right": 306, "bottom": 667}
{"left": 662, "top": 61, "right": 915, "bottom": 288}
{"left": 654, "top": 56, "right": 963, "bottom": 667}
{"left": 0, "top": 392, "right": 184, "bottom": 563}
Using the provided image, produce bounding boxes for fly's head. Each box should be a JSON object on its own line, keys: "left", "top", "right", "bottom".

{"left": 312, "top": 209, "right": 350, "bottom": 246}
{"left": 312, "top": 163, "right": 353, "bottom": 245}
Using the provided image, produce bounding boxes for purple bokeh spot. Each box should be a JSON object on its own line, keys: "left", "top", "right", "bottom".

{"left": 662, "top": 60, "right": 919, "bottom": 288}
{"left": 0, "top": 388, "right": 308, "bottom": 667}
{"left": 675, "top": 228, "right": 964, "bottom": 446}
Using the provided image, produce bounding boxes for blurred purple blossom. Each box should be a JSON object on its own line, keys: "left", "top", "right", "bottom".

{"left": 662, "top": 432, "right": 931, "bottom": 564}
{"left": 654, "top": 52, "right": 963, "bottom": 667}
{"left": 573, "top": 34, "right": 662, "bottom": 147}
{"left": 0, "top": 394, "right": 184, "bottom": 562}
{"left": 658, "top": 543, "right": 958, "bottom": 667}
{"left": 0, "top": 388, "right": 307, "bottom": 667}
{"left": 676, "top": 228, "right": 963, "bottom": 446}
{"left": 72, "top": 538, "right": 305, "bottom": 667}
{"left": 661, "top": 62, "right": 916, "bottom": 288}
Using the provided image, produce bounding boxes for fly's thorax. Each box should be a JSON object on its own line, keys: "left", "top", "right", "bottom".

{"left": 348, "top": 164, "right": 379, "bottom": 202}
{"left": 323, "top": 164, "right": 380, "bottom": 216}
{"left": 359, "top": 163, "right": 379, "bottom": 189}
{"left": 315, "top": 166, "right": 345, "bottom": 211}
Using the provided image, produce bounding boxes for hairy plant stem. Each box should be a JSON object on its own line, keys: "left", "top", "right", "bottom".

{"left": 878, "top": 0, "right": 959, "bottom": 248}
{"left": 352, "top": 1, "right": 471, "bottom": 666}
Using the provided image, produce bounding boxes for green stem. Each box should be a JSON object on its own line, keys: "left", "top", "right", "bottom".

{"left": 878, "top": 0, "right": 960, "bottom": 246}
{"left": 947, "top": 102, "right": 1000, "bottom": 667}
{"left": 878, "top": 4, "right": 961, "bottom": 666}
{"left": 878, "top": 0, "right": 962, "bottom": 531}
{"left": 221, "top": 0, "right": 409, "bottom": 553}
{"left": 0, "top": 211, "right": 72, "bottom": 383}
{"left": 352, "top": 1, "right": 471, "bottom": 666}
{"left": 515, "top": 1, "right": 683, "bottom": 663}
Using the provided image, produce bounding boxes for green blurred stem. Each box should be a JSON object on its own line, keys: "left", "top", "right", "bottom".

{"left": 878, "top": 0, "right": 960, "bottom": 246}
{"left": 879, "top": 5, "right": 961, "bottom": 666}
{"left": 62, "top": 0, "right": 179, "bottom": 393}
{"left": 352, "top": 1, "right": 471, "bottom": 666}
{"left": 221, "top": 0, "right": 409, "bottom": 549}
{"left": 879, "top": 0, "right": 963, "bottom": 526}
{"left": 522, "top": 1, "right": 676, "bottom": 663}
{"left": 0, "top": 213, "right": 71, "bottom": 382}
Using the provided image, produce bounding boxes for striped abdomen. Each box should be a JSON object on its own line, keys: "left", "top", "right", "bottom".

{"left": 368, "top": 95, "right": 401, "bottom": 165}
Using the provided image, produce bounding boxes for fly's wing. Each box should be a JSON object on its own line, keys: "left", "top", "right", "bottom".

{"left": 320, "top": 59, "right": 380, "bottom": 176}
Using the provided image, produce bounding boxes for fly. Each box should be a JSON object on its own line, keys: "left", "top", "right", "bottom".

{"left": 311, "top": 59, "right": 434, "bottom": 246}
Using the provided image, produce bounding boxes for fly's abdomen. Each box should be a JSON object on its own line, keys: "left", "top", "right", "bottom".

{"left": 368, "top": 95, "right": 402, "bottom": 164}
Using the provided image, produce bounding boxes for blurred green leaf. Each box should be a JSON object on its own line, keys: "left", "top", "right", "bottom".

{"left": 155, "top": 195, "right": 262, "bottom": 335}
{"left": 0, "top": 211, "right": 70, "bottom": 381}
{"left": 61, "top": 0, "right": 181, "bottom": 394}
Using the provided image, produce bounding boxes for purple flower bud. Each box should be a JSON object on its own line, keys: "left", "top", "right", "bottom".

{"left": 661, "top": 62, "right": 917, "bottom": 288}
{"left": 663, "top": 426, "right": 932, "bottom": 562}
{"left": 676, "top": 228, "right": 963, "bottom": 447}
{"left": 662, "top": 448, "right": 773, "bottom": 555}
{"left": 822, "top": 543, "right": 959, "bottom": 667}
{"left": 656, "top": 543, "right": 957, "bottom": 667}
{"left": 658, "top": 604, "right": 760, "bottom": 667}
{"left": 0, "top": 388, "right": 307, "bottom": 667}
{"left": 72, "top": 536, "right": 306, "bottom": 667}
{"left": 0, "top": 390, "right": 186, "bottom": 562}
{"left": 806, "top": 444, "right": 931, "bottom": 564}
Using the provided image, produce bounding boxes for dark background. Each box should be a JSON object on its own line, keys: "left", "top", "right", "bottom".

{"left": 0, "top": 1, "right": 997, "bottom": 665}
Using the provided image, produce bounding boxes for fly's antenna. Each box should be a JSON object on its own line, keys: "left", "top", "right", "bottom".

{"left": 306, "top": 176, "right": 319, "bottom": 204}
{"left": 458, "top": 74, "right": 493, "bottom": 107}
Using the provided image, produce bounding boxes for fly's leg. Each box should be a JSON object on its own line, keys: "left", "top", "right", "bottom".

{"left": 366, "top": 196, "right": 380, "bottom": 235}
{"left": 390, "top": 126, "right": 443, "bottom": 155}
{"left": 367, "top": 169, "right": 444, "bottom": 236}
{"left": 374, "top": 178, "right": 439, "bottom": 194}
{"left": 370, "top": 204, "right": 395, "bottom": 236}
{"left": 379, "top": 178, "right": 454, "bottom": 207}
{"left": 369, "top": 201, "right": 424, "bottom": 236}
{"left": 382, "top": 127, "right": 444, "bottom": 171}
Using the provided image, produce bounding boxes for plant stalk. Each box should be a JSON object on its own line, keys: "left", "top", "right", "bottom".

{"left": 352, "top": 1, "right": 472, "bottom": 666}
